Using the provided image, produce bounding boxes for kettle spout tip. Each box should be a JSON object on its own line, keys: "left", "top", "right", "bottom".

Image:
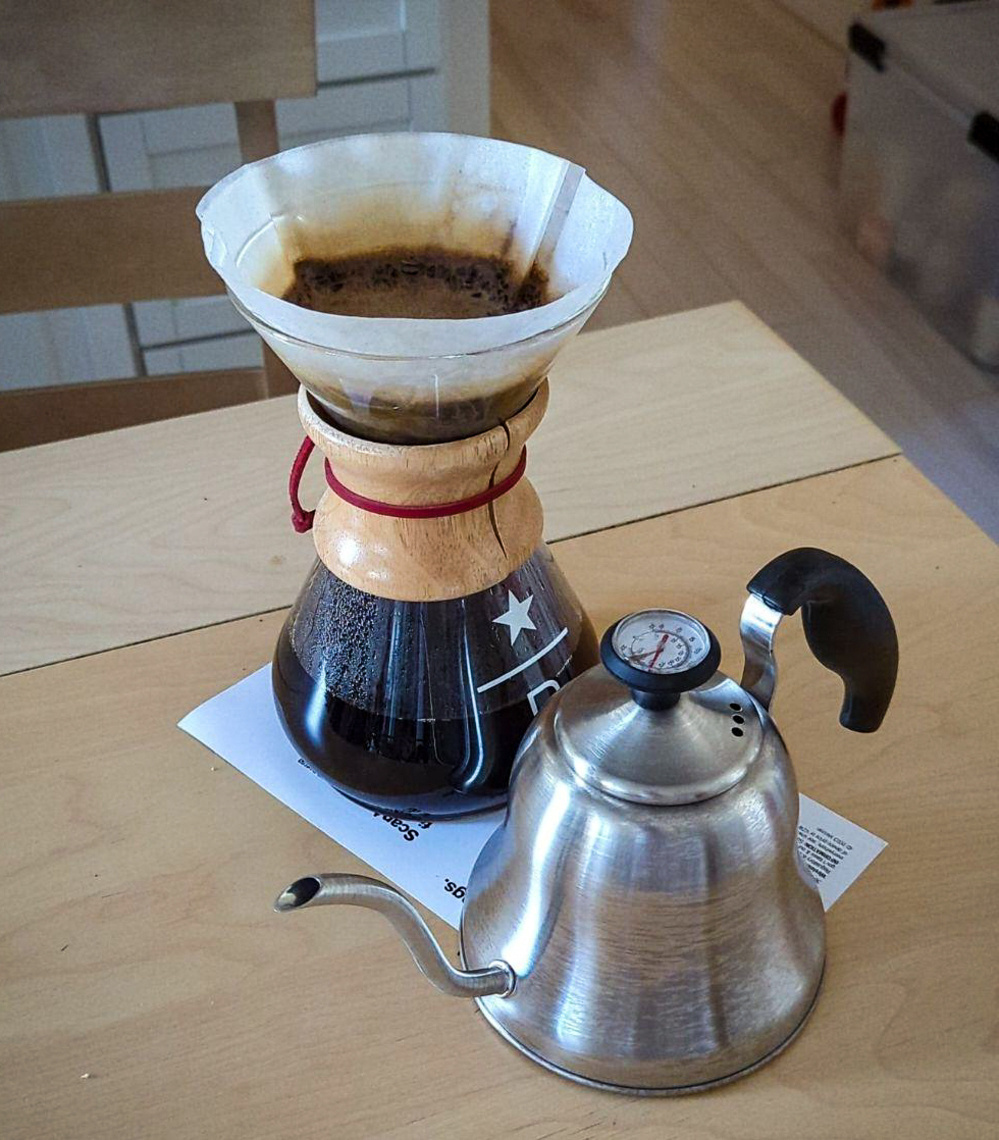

{"left": 274, "top": 876, "right": 323, "bottom": 913}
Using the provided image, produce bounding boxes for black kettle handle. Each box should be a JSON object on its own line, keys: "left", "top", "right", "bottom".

{"left": 746, "top": 547, "right": 898, "bottom": 733}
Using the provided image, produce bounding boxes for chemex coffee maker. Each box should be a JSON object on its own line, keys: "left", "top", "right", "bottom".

{"left": 198, "top": 133, "right": 633, "bottom": 817}
{"left": 275, "top": 548, "right": 899, "bottom": 1094}
{"left": 200, "top": 136, "right": 900, "bottom": 1096}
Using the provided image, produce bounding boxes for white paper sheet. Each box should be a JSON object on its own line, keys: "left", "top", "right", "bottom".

{"left": 178, "top": 665, "right": 886, "bottom": 924}
{"left": 796, "top": 795, "right": 887, "bottom": 908}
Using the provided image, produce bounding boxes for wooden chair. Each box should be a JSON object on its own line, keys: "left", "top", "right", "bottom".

{"left": 0, "top": 0, "right": 316, "bottom": 450}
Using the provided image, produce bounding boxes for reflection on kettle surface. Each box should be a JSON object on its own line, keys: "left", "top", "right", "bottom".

{"left": 492, "top": 777, "right": 574, "bottom": 977}
{"left": 275, "top": 548, "right": 898, "bottom": 1094}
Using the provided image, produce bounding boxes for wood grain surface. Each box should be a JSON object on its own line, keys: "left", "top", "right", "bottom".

{"left": 234, "top": 100, "right": 281, "bottom": 167}
{"left": 1, "top": 456, "right": 995, "bottom": 1139}
{"left": 0, "top": 188, "right": 225, "bottom": 315}
{"left": 0, "top": 0, "right": 316, "bottom": 119}
{"left": 0, "top": 304, "right": 896, "bottom": 676}
{"left": 0, "top": 368, "right": 269, "bottom": 451}
{"left": 303, "top": 383, "right": 547, "bottom": 602}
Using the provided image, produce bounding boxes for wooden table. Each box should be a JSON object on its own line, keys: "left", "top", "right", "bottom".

{"left": 0, "top": 304, "right": 894, "bottom": 676}
{"left": 3, "top": 308, "right": 996, "bottom": 1138}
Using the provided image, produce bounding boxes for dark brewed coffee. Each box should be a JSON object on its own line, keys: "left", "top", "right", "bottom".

{"left": 271, "top": 551, "right": 598, "bottom": 819}
{"left": 282, "top": 246, "right": 552, "bottom": 319}
{"left": 273, "top": 626, "right": 528, "bottom": 817}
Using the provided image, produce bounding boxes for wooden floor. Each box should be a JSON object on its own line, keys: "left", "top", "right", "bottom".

{"left": 491, "top": 0, "right": 999, "bottom": 539}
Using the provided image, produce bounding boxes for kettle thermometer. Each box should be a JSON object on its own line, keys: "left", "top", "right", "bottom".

{"left": 604, "top": 609, "right": 721, "bottom": 708}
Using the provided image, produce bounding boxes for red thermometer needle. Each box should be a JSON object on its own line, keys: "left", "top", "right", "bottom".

{"left": 648, "top": 632, "right": 671, "bottom": 670}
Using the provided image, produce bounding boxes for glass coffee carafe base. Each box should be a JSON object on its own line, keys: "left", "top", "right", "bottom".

{"left": 273, "top": 625, "right": 521, "bottom": 818}
{"left": 271, "top": 548, "right": 597, "bottom": 819}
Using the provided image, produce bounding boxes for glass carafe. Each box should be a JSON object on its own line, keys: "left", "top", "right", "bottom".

{"left": 197, "top": 133, "right": 632, "bottom": 818}
{"left": 270, "top": 383, "right": 597, "bottom": 818}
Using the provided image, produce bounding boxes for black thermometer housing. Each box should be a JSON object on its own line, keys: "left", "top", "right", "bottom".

{"left": 601, "top": 610, "right": 722, "bottom": 710}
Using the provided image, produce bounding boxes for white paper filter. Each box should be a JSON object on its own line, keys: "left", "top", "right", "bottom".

{"left": 197, "top": 133, "right": 633, "bottom": 437}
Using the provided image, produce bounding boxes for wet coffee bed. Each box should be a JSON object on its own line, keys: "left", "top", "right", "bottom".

{"left": 282, "top": 246, "right": 553, "bottom": 320}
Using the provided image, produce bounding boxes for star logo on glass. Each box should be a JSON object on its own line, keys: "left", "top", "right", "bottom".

{"left": 493, "top": 591, "right": 537, "bottom": 646}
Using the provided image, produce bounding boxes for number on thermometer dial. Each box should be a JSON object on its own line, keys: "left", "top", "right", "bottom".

{"left": 611, "top": 610, "right": 712, "bottom": 675}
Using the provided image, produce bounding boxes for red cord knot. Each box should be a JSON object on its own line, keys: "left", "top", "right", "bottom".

{"left": 288, "top": 436, "right": 317, "bottom": 533}
{"left": 286, "top": 435, "right": 527, "bottom": 530}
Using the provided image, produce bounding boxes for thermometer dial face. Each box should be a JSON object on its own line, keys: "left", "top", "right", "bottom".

{"left": 611, "top": 610, "right": 713, "bottom": 675}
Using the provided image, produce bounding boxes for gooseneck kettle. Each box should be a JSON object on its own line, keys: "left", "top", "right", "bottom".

{"left": 275, "top": 549, "right": 898, "bottom": 1095}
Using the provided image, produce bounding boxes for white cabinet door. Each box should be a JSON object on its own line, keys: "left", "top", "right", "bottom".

{"left": 316, "top": 0, "right": 442, "bottom": 81}
{"left": 143, "top": 333, "right": 262, "bottom": 375}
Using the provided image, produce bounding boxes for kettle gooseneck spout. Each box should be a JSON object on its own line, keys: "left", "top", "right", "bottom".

{"left": 274, "top": 874, "right": 515, "bottom": 999}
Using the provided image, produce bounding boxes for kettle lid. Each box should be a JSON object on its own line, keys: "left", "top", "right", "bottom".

{"left": 553, "top": 610, "right": 763, "bottom": 806}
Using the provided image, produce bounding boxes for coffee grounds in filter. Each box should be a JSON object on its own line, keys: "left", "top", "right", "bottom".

{"left": 282, "top": 246, "right": 554, "bottom": 320}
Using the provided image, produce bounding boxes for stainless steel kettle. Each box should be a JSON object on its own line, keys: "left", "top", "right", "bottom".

{"left": 275, "top": 548, "right": 898, "bottom": 1095}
